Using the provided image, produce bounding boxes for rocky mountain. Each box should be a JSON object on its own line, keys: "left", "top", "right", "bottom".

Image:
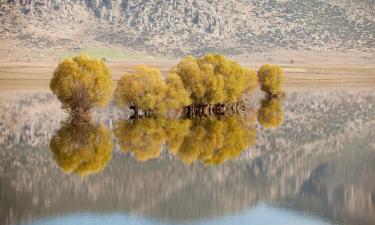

{"left": 0, "top": 0, "right": 374, "bottom": 56}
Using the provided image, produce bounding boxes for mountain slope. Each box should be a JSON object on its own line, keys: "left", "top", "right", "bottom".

{"left": 0, "top": 0, "right": 374, "bottom": 56}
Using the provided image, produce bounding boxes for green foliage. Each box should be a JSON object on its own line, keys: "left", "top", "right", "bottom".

{"left": 115, "top": 66, "right": 191, "bottom": 113}
{"left": 49, "top": 121, "right": 113, "bottom": 176}
{"left": 174, "top": 54, "right": 257, "bottom": 105}
{"left": 257, "top": 98, "right": 285, "bottom": 129}
{"left": 50, "top": 54, "right": 113, "bottom": 114}
{"left": 257, "top": 64, "right": 285, "bottom": 95}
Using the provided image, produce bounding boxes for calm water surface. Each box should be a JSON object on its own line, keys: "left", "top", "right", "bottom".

{"left": 0, "top": 87, "right": 374, "bottom": 225}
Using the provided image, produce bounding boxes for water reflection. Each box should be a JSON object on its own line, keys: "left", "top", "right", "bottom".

{"left": 49, "top": 120, "right": 113, "bottom": 176}
{"left": 175, "top": 116, "right": 256, "bottom": 165}
{"left": 258, "top": 97, "right": 285, "bottom": 129}
{"left": 115, "top": 117, "right": 189, "bottom": 161}
{"left": 115, "top": 115, "right": 257, "bottom": 164}
{"left": 1, "top": 89, "right": 374, "bottom": 225}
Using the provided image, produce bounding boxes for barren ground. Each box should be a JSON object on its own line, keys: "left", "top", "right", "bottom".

{"left": 0, "top": 59, "right": 374, "bottom": 90}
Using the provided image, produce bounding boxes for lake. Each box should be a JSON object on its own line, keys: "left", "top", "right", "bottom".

{"left": 0, "top": 86, "right": 374, "bottom": 225}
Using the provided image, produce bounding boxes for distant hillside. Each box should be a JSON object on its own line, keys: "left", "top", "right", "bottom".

{"left": 0, "top": 0, "right": 374, "bottom": 57}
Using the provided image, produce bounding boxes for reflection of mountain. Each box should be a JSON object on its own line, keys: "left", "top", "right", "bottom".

{"left": 0, "top": 91, "right": 127, "bottom": 149}
{"left": 0, "top": 91, "right": 64, "bottom": 148}
{"left": 0, "top": 89, "right": 374, "bottom": 225}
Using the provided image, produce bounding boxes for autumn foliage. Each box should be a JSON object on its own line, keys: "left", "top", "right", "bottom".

{"left": 174, "top": 54, "right": 258, "bottom": 105}
{"left": 49, "top": 121, "right": 113, "bottom": 176}
{"left": 115, "top": 65, "right": 191, "bottom": 115}
{"left": 48, "top": 53, "right": 287, "bottom": 170}
{"left": 50, "top": 54, "right": 113, "bottom": 118}
{"left": 257, "top": 64, "right": 285, "bottom": 96}
{"left": 114, "top": 54, "right": 259, "bottom": 116}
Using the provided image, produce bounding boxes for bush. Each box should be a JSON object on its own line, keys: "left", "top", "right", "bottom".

{"left": 165, "top": 73, "right": 192, "bottom": 110}
{"left": 115, "top": 65, "right": 191, "bottom": 115}
{"left": 257, "top": 64, "right": 284, "bottom": 95}
{"left": 115, "top": 65, "right": 167, "bottom": 114}
{"left": 174, "top": 54, "right": 257, "bottom": 105}
{"left": 50, "top": 54, "right": 113, "bottom": 117}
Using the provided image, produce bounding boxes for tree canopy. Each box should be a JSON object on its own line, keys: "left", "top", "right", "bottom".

{"left": 49, "top": 121, "right": 113, "bottom": 176}
{"left": 115, "top": 66, "right": 191, "bottom": 114}
{"left": 115, "top": 65, "right": 167, "bottom": 113}
{"left": 50, "top": 54, "right": 113, "bottom": 116}
{"left": 164, "top": 73, "right": 192, "bottom": 110}
{"left": 257, "top": 98, "right": 285, "bottom": 129}
{"left": 173, "top": 54, "right": 257, "bottom": 105}
{"left": 257, "top": 64, "right": 284, "bottom": 95}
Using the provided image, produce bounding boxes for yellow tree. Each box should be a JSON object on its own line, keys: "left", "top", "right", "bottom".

{"left": 115, "top": 118, "right": 166, "bottom": 161}
{"left": 115, "top": 65, "right": 167, "bottom": 115}
{"left": 49, "top": 121, "right": 113, "bottom": 176}
{"left": 174, "top": 54, "right": 257, "bottom": 105}
{"left": 50, "top": 54, "right": 113, "bottom": 118}
{"left": 257, "top": 98, "right": 285, "bottom": 129}
{"left": 165, "top": 73, "right": 192, "bottom": 110}
{"left": 257, "top": 64, "right": 285, "bottom": 96}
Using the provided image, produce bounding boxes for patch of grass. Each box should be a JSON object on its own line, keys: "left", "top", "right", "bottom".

{"left": 282, "top": 65, "right": 375, "bottom": 75}
{"left": 59, "top": 48, "right": 174, "bottom": 61}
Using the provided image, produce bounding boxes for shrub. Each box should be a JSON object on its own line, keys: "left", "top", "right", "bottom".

{"left": 174, "top": 54, "right": 257, "bottom": 105}
{"left": 165, "top": 73, "right": 192, "bottom": 110}
{"left": 115, "top": 65, "right": 191, "bottom": 115}
{"left": 50, "top": 54, "right": 113, "bottom": 117}
{"left": 115, "top": 65, "right": 167, "bottom": 114}
{"left": 257, "top": 64, "right": 284, "bottom": 95}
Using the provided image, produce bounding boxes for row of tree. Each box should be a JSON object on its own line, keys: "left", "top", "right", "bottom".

{"left": 50, "top": 54, "right": 285, "bottom": 118}
{"left": 49, "top": 96, "right": 285, "bottom": 176}
{"left": 49, "top": 54, "right": 285, "bottom": 175}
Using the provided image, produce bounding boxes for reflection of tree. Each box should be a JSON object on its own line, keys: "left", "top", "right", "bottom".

{"left": 115, "top": 118, "right": 167, "bottom": 161}
{"left": 177, "top": 117, "right": 256, "bottom": 165}
{"left": 257, "top": 98, "right": 285, "bottom": 129}
{"left": 115, "top": 116, "right": 256, "bottom": 165}
{"left": 163, "top": 119, "right": 192, "bottom": 154}
{"left": 49, "top": 120, "right": 113, "bottom": 176}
